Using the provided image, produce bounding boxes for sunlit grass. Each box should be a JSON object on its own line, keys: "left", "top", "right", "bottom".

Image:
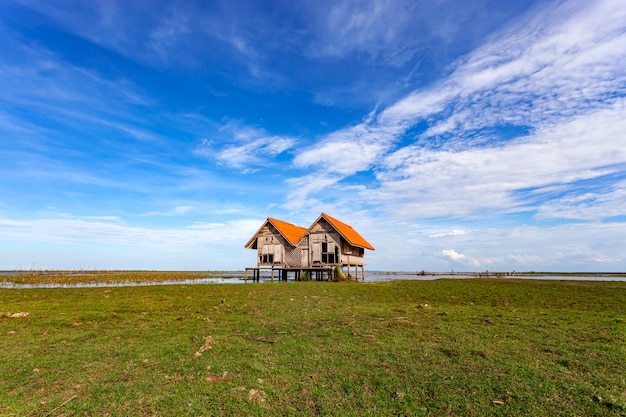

{"left": 1, "top": 278, "right": 625, "bottom": 416}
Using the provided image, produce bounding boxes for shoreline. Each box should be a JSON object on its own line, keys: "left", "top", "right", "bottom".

{"left": 2, "top": 270, "right": 626, "bottom": 289}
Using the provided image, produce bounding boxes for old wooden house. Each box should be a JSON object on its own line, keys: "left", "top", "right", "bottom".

{"left": 245, "top": 213, "right": 375, "bottom": 281}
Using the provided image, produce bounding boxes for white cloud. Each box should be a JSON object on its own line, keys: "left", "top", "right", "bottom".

{"left": 308, "top": 0, "right": 420, "bottom": 65}
{"left": 438, "top": 0, "right": 626, "bottom": 136}
{"left": 148, "top": 9, "right": 190, "bottom": 60}
{"left": 293, "top": 135, "right": 388, "bottom": 175}
{"left": 218, "top": 136, "right": 294, "bottom": 170}
{"left": 195, "top": 120, "right": 296, "bottom": 172}
{"left": 372, "top": 99, "right": 626, "bottom": 219}
{"left": 288, "top": 0, "right": 626, "bottom": 222}
{"left": 365, "top": 220, "right": 626, "bottom": 272}
{"left": 142, "top": 206, "right": 194, "bottom": 217}
{"left": 441, "top": 249, "right": 466, "bottom": 261}
{"left": 187, "top": 222, "right": 225, "bottom": 230}
{"left": 439, "top": 249, "right": 481, "bottom": 268}
{"left": 536, "top": 181, "right": 626, "bottom": 220}
{"left": 0, "top": 214, "right": 255, "bottom": 245}
{"left": 429, "top": 230, "right": 467, "bottom": 239}
{"left": 508, "top": 254, "right": 542, "bottom": 267}
{"left": 0, "top": 214, "right": 264, "bottom": 269}
{"left": 284, "top": 174, "right": 342, "bottom": 211}
{"left": 305, "top": 0, "right": 514, "bottom": 68}
{"left": 0, "top": 219, "right": 27, "bottom": 226}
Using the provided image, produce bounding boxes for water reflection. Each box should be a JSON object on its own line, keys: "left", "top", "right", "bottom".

{"left": 1, "top": 271, "right": 624, "bottom": 289}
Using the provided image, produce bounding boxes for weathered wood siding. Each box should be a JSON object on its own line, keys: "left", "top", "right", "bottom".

{"left": 309, "top": 220, "right": 340, "bottom": 266}
{"left": 256, "top": 225, "right": 285, "bottom": 266}
{"left": 306, "top": 218, "right": 367, "bottom": 267}
{"left": 299, "top": 235, "right": 309, "bottom": 268}
{"left": 341, "top": 241, "right": 365, "bottom": 266}
{"left": 252, "top": 217, "right": 367, "bottom": 269}
{"left": 255, "top": 224, "right": 306, "bottom": 268}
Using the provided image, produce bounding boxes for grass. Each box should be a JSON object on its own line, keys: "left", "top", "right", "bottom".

{"left": 0, "top": 270, "right": 218, "bottom": 286}
{"left": 1, "top": 277, "right": 625, "bottom": 416}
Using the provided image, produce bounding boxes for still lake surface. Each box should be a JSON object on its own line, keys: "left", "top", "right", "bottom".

{"left": 1, "top": 271, "right": 625, "bottom": 289}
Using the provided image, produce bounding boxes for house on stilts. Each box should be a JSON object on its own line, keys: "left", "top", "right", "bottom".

{"left": 244, "top": 213, "right": 375, "bottom": 282}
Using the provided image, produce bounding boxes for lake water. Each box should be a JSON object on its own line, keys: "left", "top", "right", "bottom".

{"left": 1, "top": 271, "right": 625, "bottom": 289}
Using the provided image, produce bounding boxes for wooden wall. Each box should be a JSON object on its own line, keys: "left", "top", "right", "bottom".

{"left": 254, "top": 219, "right": 366, "bottom": 269}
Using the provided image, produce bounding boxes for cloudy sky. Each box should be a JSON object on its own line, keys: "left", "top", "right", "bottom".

{"left": 1, "top": 0, "right": 625, "bottom": 272}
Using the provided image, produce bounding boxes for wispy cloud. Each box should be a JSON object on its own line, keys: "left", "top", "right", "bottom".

{"left": 0, "top": 213, "right": 259, "bottom": 247}
{"left": 0, "top": 213, "right": 263, "bottom": 269}
{"left": 429, "top": 230, "right": 467, "bottom": 239}
{"left": 305, "top": 0, "right": 511, "bottom": 67}
{"left": 194, "top": 121, "right": 295, "bottom": 172}
{"left": 142, "top": 206, "right": 194, "bottom": 217}
{"left": 287, "top": 0, "right": 626, "bottom": 222}
{"left": 148, "top": 8, "right": 190, "bottom": 61}
{"left": 284, "top": 174, "right": 343, "bottom": 211}
{"left": 373, "top": 99, "right": 626, "bottom": 219}
{"left": 307, "top": 0, "right": 421, "bottom": 65}
{"left": 368, "top": 220, "right": 626, "bottom": 271}
{"left": 536, "top": 180, "right": 626, "bottom": 221}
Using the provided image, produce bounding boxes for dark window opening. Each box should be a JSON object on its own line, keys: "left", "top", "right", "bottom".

{"left": 260, "top": 254, "right": 274, "bottom": 264}
{"left": 321, "top": 242, "right": 336, "bottom": 264}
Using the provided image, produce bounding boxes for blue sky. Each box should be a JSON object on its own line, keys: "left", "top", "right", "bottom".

{"left": 1, "top": 0, "right": 625, "bottom": 272}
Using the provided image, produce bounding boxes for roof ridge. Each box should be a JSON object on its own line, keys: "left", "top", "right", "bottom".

{"left": 320, "top": 213, "right": 375, "bottom": 251}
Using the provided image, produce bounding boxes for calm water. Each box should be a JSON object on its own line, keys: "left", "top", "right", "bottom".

{"left": 1, "top": 271, "right": 625, "bottom": 289}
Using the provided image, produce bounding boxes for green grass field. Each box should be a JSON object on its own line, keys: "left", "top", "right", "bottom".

{"left": 1, "top": 277, "right": 625, "bottom": 416}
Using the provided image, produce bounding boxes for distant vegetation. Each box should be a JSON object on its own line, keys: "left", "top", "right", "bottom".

{"left": 1, "top": 270, "right": 219, "bottom": 285}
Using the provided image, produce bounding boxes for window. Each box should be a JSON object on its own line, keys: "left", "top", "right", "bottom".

{"left": 321, "top": 242, "right": 336, "bottom": 264}
{"left": 260, "top": 254, "right": 274, "bottom": 264}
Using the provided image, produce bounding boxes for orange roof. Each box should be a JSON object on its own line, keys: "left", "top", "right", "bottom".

{"left": 318, "top": 213, "right": 375, "bottom": 250}
{"left": 245, "top": 214, "right": 374, "bottom": 251}
{"left": 244, "top": 217, "right": 307, "bottom": 248}
{"left": 267, "top": 217, "right": 307, "bottom": 246}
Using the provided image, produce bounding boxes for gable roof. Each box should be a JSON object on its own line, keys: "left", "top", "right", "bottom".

{"left": 268, "top": 217, "right": 308, "bottom": 246}
{"left": 313, "top": 213, "right": 375, "bottom": 251}
{"left": 244, "top": 217, "right": 307, "bottom": 248}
